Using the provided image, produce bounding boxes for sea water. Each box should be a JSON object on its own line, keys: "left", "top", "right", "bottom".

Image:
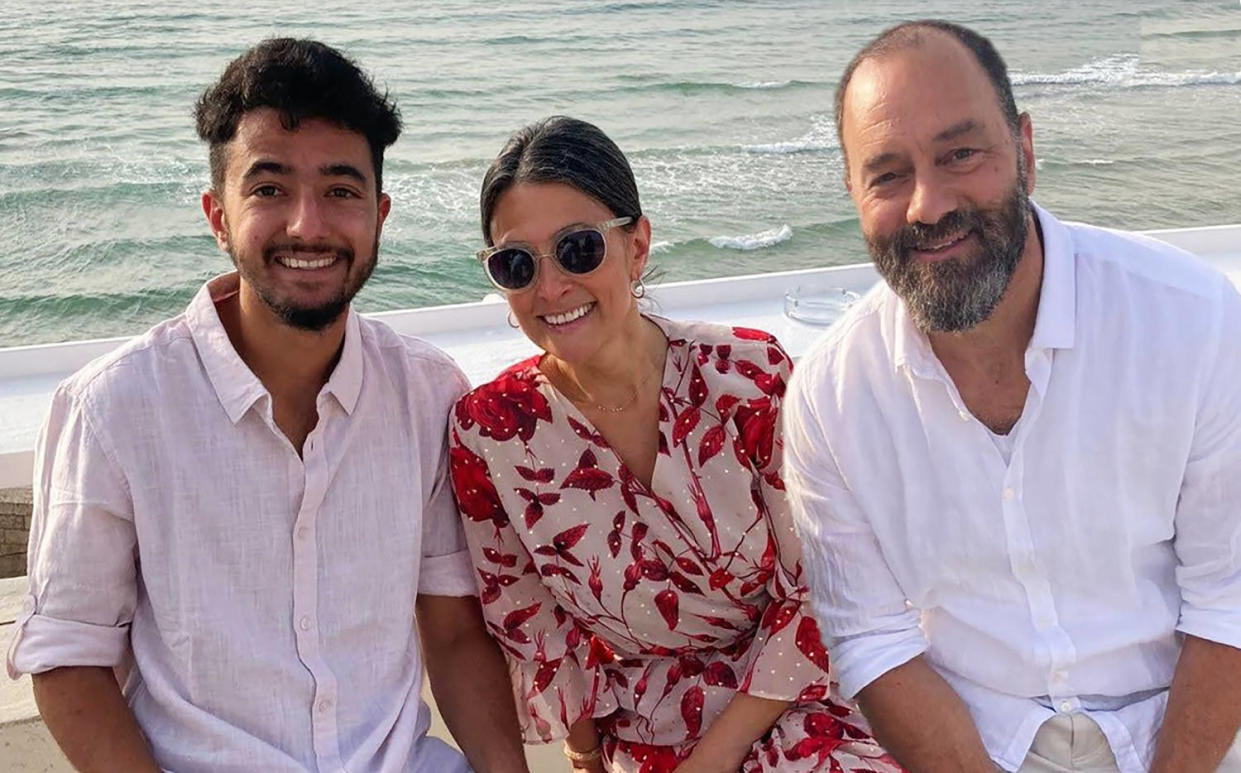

{"left": 0, "top": 0, "right": 1237, "bottom": 346}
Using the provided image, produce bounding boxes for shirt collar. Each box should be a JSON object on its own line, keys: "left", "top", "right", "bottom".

{"left": 890, "top": 200, "right": 1077, "bottom": 376}
{"left": 321, "top": 309, "right": 363, "bottom": 416}
{"left": 890, "top": 291, "right": 925, "bottom": 375}
{"left": 186, "top": 272, "right": 364, "bottom": 424}
{"left": 186, "top": 274, "right": 266, "bottom": 424}
{"left": 1028, "top": 202, "right": 1076, "bottom": 351}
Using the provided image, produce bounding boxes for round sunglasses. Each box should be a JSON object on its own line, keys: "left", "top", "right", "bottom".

{"left": 476, "top": 217, "right": 633, "bottom": 292}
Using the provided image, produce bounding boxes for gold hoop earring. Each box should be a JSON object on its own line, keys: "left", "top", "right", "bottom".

{"left": 631, "top": 278, "right": 646, "bottom": 299}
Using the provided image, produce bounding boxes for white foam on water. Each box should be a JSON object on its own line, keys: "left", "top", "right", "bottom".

{"left": 742, "top": 114, "right": 837, "bottom": 154}
{"left": 650, "top": 240, "right": 673, "bottom": 254}
{"left": 1013, "top": 54, "right": 1241, "bottom": 88}
{"left": 709, "top": 224, "right": 793, "bottom": 251}
{"left": 743, "top": 140, "right": 832, "bottom": 154}
{"left": 735, "top": 80, "right": 792, "bottom": 89}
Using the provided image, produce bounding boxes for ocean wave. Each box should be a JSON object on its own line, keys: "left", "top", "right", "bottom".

{"left": 742, "top": 140, "right": 833, "bottom": 154}
{"left": 620, "top": 78, "right": 820, "bottom": 96}
{"left": 741, "top": 114, "right": 837, "bottom": 155}
{"left": 1141, "top": 27, "right": 1241, "bottom": 42}
{"left": 709, "top": 224, "right": 793, "bottom": 251}
{"left": 736, "top": 80, "right": 793, "bottom": 89}
{"left": 1012, "top": 54, "right": 1240, "bottom": 89}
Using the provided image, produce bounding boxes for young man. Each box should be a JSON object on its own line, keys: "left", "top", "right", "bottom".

{"left": 6, "top": 39, "right": 527, "bottom": 773}
{"left": 784, "top": 20, "right": 1241, "bottom": 773}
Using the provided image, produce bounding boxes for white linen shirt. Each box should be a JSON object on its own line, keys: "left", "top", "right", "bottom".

{"left": 6, "top": 274, "right": 478, "bottom": 773}
{"left": 783, "top": 205, "right": 1241, "bottom": 772}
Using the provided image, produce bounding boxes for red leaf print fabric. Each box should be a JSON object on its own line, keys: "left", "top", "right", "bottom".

{"left": 654, "top": 588, "right": 679, "bottom": 629}
{"left": 448, "top": 318, "right": 900, "bottom": 772}
{"left": 795, "top": 617, "right": 833, "bottom": 673}
{"left": 680, "top": 686, "right": 705, "bottom": 739}
{"left": 561, "top": 448, "right": 615, "bottom": 499}
{"left": 448, "top": 437, "right": 508, "bottom": 528}
{"left": 702, "top": 661, "right": 738, "bottom": 689}
{"left": 455, "top": 366, "right": 551, "bottom": 442}
{"left": 734, "top": 397, "right": 779, "bottom": 471}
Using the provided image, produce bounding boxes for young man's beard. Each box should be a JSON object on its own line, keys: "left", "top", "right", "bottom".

{"left": 229, "top": 237, "right": 378, "bottom": 332}
{"left": 866, "top": 165, "right": 1031, "bottom": 333}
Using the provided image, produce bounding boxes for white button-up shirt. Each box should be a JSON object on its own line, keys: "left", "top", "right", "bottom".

{"left": 783, "top": 205, "right": 1241, "bottom": 772}
{"left": 7, "top": 274, "right": 478, "bottom": 773}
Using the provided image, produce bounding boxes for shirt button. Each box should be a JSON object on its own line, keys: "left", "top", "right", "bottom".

{"left": 297, "top": 526, "right": 310, "bottom": 540}
{"left": 299, "top": 616, "right": 312, "bottom": 631}
{"left": 1059, "top": 700, "right": 1073, "bottom": 712}
{"left": 1052, "top": 668, "right": 1067, "bottom": 681}
{"left": 1003, "top": 487, "right": 1015, "bottom": 500}
{"left": 317, "top": 699, "right": 332, "bottom": 713}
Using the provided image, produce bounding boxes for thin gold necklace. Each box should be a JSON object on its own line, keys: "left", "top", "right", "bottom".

{"left": 550, "top": 359, "right": 660, "bottom": 414}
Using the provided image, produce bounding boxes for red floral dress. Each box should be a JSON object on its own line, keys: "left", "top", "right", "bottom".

{"left": 449, "top": 317, "right": 900, "bottom": 773}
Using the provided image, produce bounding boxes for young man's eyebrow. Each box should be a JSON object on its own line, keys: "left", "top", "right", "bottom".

{"left": 320, "top": 164, "right": 368, "bottom": 184}
{"left": 242, "top": 160, "right": 290, "bottom": 180}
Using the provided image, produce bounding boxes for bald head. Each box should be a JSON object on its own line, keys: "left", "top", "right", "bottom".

{"left": 835, "top": 21, "right": 1019, "bottom": 170}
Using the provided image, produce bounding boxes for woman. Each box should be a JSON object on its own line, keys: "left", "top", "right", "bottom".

{"left": 449, "top": 116, "right": 899, "bottom": 773}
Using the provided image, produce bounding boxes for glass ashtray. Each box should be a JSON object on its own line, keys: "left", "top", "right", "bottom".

{"left": 783, "top": 285, "right": 861, "bottom": 326}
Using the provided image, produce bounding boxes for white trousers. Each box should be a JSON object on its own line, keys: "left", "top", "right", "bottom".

{"left": 1013, "top": 713, "right": 1241, "bottom": 772}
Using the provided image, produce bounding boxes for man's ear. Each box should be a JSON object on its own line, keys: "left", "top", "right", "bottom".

{"left": 1018, "top": 112, "right": 1036, "bottom": 194}
{"left": 202, "top": 190, "right": 229, "bottom": 252}
{"left": 376, "top": 192, "right": 392, "bottom": 236}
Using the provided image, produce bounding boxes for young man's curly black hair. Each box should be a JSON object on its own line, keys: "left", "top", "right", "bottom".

{"left": 195, "top": 38, "right": 402, "bottom": 193}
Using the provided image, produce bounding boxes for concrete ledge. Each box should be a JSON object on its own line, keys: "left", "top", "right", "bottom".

{"left": 1, "top": 488, "right": 32, "bottom": 579}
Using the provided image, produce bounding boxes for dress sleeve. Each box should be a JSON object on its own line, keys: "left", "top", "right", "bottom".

{"left": 1174, "top": 278, "right": 1241, "bottom": 649}
{"left": 732, "top": 343, "right": 835, "bottom": 702}
{"left": 448, "top": 414, "right": 614, "bottom": 743}
{"left": 6, "top": 387, "right": 138, "bottom": 678}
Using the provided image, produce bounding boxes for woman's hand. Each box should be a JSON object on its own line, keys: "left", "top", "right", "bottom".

{"left": 673, "top": 740, "right": 750, "bottom": 773}
{"left": 672, "top": 692, "right": 787, "bottom": 773}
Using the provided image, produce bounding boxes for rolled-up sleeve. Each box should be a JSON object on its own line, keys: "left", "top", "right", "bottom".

{"left": 7, "top": 387, "right": 137, "bottom": 678}
{"left": 418, "top": 370, "right": 477, "bottom": 598}
{"left": 1174, "top": 279, "right": 1241, "bottom": 648}
{"left": 782, "top": 361, "right": 927, "bottom": 699}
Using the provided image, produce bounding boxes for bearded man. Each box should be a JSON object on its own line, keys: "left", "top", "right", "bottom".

{"left": 782, "top": 20, "right": 1241, "bottom": 773}
{"left": 7, "top": 38, "right": 527, "bottom": 773}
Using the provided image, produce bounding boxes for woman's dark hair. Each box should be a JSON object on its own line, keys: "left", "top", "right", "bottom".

{"left": 479, "top": 116, "right": 642, "bottom": 244}
{"left": 195, "top": 38, "right": 401, "bottom": 193}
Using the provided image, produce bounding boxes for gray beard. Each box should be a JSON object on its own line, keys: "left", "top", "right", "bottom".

{"left": 868, "top": 174, "right": 1031, "bottom": 333}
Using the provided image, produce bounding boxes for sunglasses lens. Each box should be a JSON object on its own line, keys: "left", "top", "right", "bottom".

{"left": 556, "top": 229, "right": 607, "bottom": 274}
{"left": 486, "top": 248, "right": 536, "bottom": 290}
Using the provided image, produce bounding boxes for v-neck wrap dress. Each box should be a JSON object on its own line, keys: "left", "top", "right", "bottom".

{"left": 448, "top": 316, "right": 899, "bottom": 772}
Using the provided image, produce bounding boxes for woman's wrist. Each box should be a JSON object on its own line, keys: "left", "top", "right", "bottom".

{"left": 684, "top": 737, "right": 750, "bottom": 772}
{"left": 562, "top": 740, "right": 602, "bottom": 763}
{"left": 563, "top": 739, "right": 604, "bottom": 771}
